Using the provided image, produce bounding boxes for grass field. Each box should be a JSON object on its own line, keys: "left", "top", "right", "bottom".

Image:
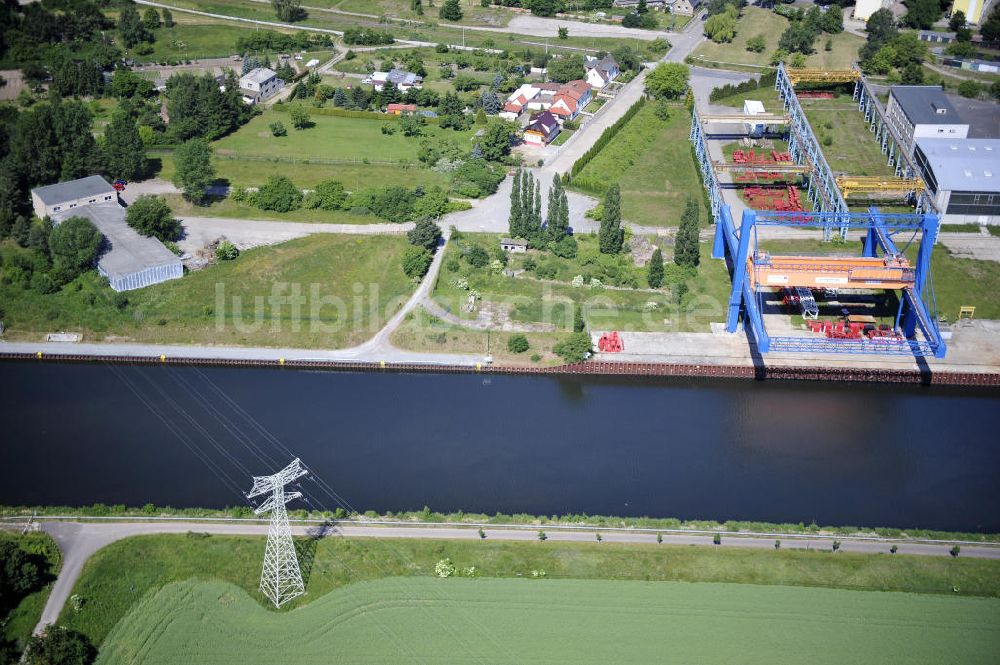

{"left": 0, "top": 234, "right": 416, "bottom": 348}
{"left": 568, "top": 103, "right": 710, "bottom": 228}
{"left": 96, "top": 576, "right": 1000, "bottom": 665}
{"left": 690, "top": 7, "right": 864, "bottom": 70}
{"left": 331, "top": 0, "right": 514, "bottom": 27}
{"left": 163, "top": 193, "right": 399, "bottom": 224}
{"left": 803, "top": 100, "right": 897, "bottom": 177}
{"left": 136, "top": 14, "right": 303, "bottom": 62}
{"left": 213, "top": 109, "right": 477, "bottom": 165}
{"left": 59, "top": 533, "right": 1000, "bottom": 650}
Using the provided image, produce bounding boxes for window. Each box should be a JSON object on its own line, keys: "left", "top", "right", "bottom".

{"left": 53, "top": 206, "right": 61, "bottom": 211}
{"left": 105, "top": 195, "right": 112, "bottom": 201}
{"left": 88, "top": 199, "right": 96, "bottom": 203}
{"left": 947, "top": 191, "right": 1000, "bottom": 217}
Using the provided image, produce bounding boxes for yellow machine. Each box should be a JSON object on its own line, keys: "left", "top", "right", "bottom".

{"left": 785, "top": 68, "right": 861, "bottom": 85}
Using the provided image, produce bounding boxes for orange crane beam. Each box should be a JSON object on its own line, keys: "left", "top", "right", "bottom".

{"left": 835, "top": 175, "right": 925, "bottom": 199}
{"left": 749, "top": 253, "right": 915, "bottom": 290}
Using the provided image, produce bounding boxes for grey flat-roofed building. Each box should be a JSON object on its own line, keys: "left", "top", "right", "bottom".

{"left": 886, "top": 86, "right": 969, "bottom": 155}
{"left": 31, "top": 175, "right": 117, "bottom": 218}
{"left": 51, "top": 202, "right": 183, "bottom": 291}
{"left": 913, "top": 138, "right": 1000, "bottom": 225}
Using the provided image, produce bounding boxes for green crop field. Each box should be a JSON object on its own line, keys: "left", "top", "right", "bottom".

{"left": 96, "top": 577, "right": 1000, "bottom": 665}
{"left": 690, "top": 7, "right": 864, "bottom": 71}
{"left": 213, "top": 109, "right": 477, "bottom": 165}
{"left": 568, "top": 103, "right": 709, "bottom": 228}
{"left": 0, "top": 234, "right": 415, "bottom": 348}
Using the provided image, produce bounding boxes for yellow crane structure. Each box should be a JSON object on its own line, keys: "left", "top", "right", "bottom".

{"left": 834, "top": 175, "right": 926, "bottom": 199}
{"left": 785, "top": 68, "right": 861, "bottom": 85}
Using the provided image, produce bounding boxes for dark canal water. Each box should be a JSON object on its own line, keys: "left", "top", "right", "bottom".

{"left": 2, "top": 361, "right": 999, "bottom": 532}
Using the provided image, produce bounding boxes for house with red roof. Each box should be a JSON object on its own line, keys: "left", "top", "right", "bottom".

{"left": 549, "top": 80, "right": 593, "bottom": 121}
{"left": 386, "top": 103, "right": 417, "bottom": 115}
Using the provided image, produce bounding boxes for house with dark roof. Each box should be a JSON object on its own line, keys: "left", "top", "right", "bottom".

{"left": 31, "top": 175, "right": 118, "bottom": 218}
{"left": 365, "top": 68, "right": 423, "bottom": 92}
{"left": 584, "top": 54, "right": 620, "bottom": 89}
{"left": 885, "top": 86, "right": 969, "bottom": 155}
{"left": 524, "top": 110, "right": 561, "bottom": 146}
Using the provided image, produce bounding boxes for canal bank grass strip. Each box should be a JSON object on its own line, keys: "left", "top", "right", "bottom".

{"left": 59, "top": 534, "right": 1000, "bottom": 648}
{"left": 7, "top": 507, "right": 999, "bottom": 544}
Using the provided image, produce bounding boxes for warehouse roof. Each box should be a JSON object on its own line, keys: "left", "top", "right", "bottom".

{"left": 52, "top": 202, "right": 182, "bottom": 283}
{"left": 915, "top": 139, "right": 1000, "bottom": 193}
{"left": 32, "top": 175, "right": 116, "bottom": 206}
{"left": 889, "top": 86, "right": 963, "bottom": 126}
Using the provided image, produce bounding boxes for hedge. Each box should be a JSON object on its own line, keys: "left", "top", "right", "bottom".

{"left": 708, "top": 71, "right": 777, "bottom": 103}
{"left": 568, "top": 97, "right": 646, "bottom": 180}
{"left": 273, "top": 104, "right": 441, "bottom": 124}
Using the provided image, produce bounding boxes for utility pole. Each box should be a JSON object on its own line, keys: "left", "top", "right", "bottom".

{"left": 247, "top": 458, "right": 308, "bottom": 608}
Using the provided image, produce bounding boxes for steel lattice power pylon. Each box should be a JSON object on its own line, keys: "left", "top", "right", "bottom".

{"left": 246, "top": 458, "right": 308, "bottom": 608}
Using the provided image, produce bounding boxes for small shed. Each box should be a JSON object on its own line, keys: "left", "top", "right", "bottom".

{"left": 500, "top": 237, "right": 528, "bottom": 253}
{"left": 743, "top": 99, "right": 766, "bottom": 137}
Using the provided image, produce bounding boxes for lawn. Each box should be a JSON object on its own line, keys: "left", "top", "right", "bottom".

{"left": 59, "top": 533, "right": 1000, "bottom": 651}
{"left": 0, "top": 532, "right": 61, "bottom": 657}
{"left": 690, "top": 7, "right": 864, "bottom": 70}
{"left": 163, "top": 194, "right": 390, "bottom": 225}
{"left": 432, "top": 234, "right": 733, "bottom": 333}
{"left": 96, "top": 576, "right": 1000, "bottom": 665}
{"left": 136, "top": 15, "right": 301, "bottom": 62}
{"left": 151, "top": 151, "right": 452, "bottom": 191}
{"left": 0, "top": 235, "right": 416, "bottom": 348}
{"left": 213, "top": 109, "right": 477, "bottom": 165}
{"left": 568, "top": 103, "right": 710, "bottom": 228}
{"left": 803, "top": 99, "right": 897, "bottom": 177}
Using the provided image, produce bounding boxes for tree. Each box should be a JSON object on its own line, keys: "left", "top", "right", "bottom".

{"left": 674, "top": 198, "right": 700, "bottom": 268}
{"left": 704, "top": 9, "right": 737, "bottom": 43}
{"left": 143, "top": 6, "right": 161, "bottom": 30}
{"left": 547, "top": 54, "right": 585, "bottom": 83}
{"left": 558, "top": 27, "right": 568, "bottom": 40}
{"left": 480, "top": 120, "right": 515, "bottom": 161}
{"left": 901, "top": 61, "right": 924, "bottom": 84}
{"left": 779, "top": 22, "right": 818, "bottom": 54}
{"left": 118, "top": 5, "right": 151, "bottom": 48}
{"left": 0, "top": 540, "right": 41, "bottom": 599}
{"left": 573, "top": 304, "right": 585, "bottom": 332}
{"left": 305, "top": 179, "right": 347, "bottom": 210}
{"left": 288, "top": 104, "right": 311, "bottom": 129}
{"left": 902, "top": 0, "right": 942, "bottom": 29}
{"left": 272, "top": 0, "right": 305, "bottom": 22}
{"left": 126, "top": 195, "right": 180, "bottom": 241}
{"left": 553, "top": 332, "right": 591, "bottom": 362}
{"left": 983, "top": 4, "right": 1000, "bottom": 42}
{"left": 439, "top": 0, "right": 463, "bottom": 21}
{"left": 958, "top": 80, "right": 983, "bottom": 98}
{"left": 509, "top": 169, "right": 523, "bottom": 237}
{"left": 746, "top": 35, "right": 766, "bottom": 53}
{"left": 821, "top": 5, "right": 843, "bottom": 33}
{"left": 527, "top": 0, "right": 561, "bottom": 16}
{"left": 49, "top": 217, "right": 102, "bottom": 283}
{"left": 638, "top": 0, "right": 649, "bottom": 13}
{"left": 402, "top": 244, "right": 433, "bottom": 278}
{"left": 598, "top": 184, "right": 623, "bottom": 254}
{"left": 861, "top": 8, "right": 897, "bottom": 61}
{"left": 546, "top": 174, "right": 569, "bottom": 242}
{"left": 256, "top": 175, "right": 303, "bottom": 212}
{"left": 408, "top": 217, "right": 442, "bottom": 250}
{"left": 23, "top": 626, "right": 94, "bottom": 665}
{"left": 173, "top": 138, "right": 215, "bottom": 205}
{"left": 644, "top": 62, "right": 690, "bottom": 100}
{"left": 647, "top": 247, "right": 664, "bottom": 288}
{"left": 103, "top": 109, "right": 148, "bottom": 181}
{"left": 507, "top": 334, "right": 529, "bottom": 353}
{"left": 162, "top": 8, "right": 174, "bottom": 27}
{"left": 480, "top": 90, "right": 501, "bottom": 115}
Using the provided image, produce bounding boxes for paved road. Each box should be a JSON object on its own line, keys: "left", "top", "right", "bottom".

{"left": 25, "top": 518, "right": 998, "bottom": 634}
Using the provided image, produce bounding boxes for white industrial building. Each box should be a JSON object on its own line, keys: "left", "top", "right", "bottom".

{"left": 885, "top": 86, "right": 969, "bottom": 156}
{"left": 913, "top": 138, "right": 1000, "bottom": 226}
{"left": 31, "top": 177, "right": 183, "bottom": 292}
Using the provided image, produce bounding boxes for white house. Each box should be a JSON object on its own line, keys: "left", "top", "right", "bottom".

{"left": 365, "top": 68, "right": 423, "bottom": 92}
{"left": 584, "top": 54, "right": 620, "bottom": 89}
{"left": 239, "top": 67, "right": 284, "bottom": 104}
{"left": 500, "top": 83, "right": 541, "bottom": 120}
{"left": 853, "top": 0, "right": 892, "bottom": 21}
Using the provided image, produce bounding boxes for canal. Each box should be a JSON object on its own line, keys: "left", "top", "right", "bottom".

{"left": 1, "top": 361, "right": 999, "bottom": 532}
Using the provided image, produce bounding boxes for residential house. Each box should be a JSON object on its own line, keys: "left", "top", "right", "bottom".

{"left": 239, "top": 67, "right": 284, "bottom": 104}
{"left": 500, "top": 83, "right": 541, "bottom": 120}
{"left": 366, "top": 68, "right": 423, "bottom": 92}
{"left": 584, "top": 55, "right": 620, "bottom": 89}
{"left": 524, "top": 111, "right": 561, "bottom": 146}
{"left": 549, "top": 80, "right": 593, "bottom": 122}
{"left": 951, "top": 0, "right": 987, "bottom": 24}
{"left": 387, "top": 103, "right": 417, "bottom": 115}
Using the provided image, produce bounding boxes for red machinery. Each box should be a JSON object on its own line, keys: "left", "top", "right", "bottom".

{"left": 796, "top": 91, "right": 834, "bottom": 100}
{"left": 806, "top": 320, "right": 903, "bottom": 341}
{"left": 598, "top": 331, "right": 623, "bottom": 353}
{"left": 732, "top": 149, "right": 792, "bottom": 164}
{"left": 741, "top": 186, "right": 804, "bottom": 212}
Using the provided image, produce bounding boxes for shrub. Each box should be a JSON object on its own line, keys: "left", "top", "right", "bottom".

{"left": 950, "top": 545, "right": 961, "bottom": 557}
{"left": 465, "top": 245, "right": 490, "bottom": 268}
{"left": 215, "top": 241, "right": 239, "bottom": 260}
{"left": 957, "top": 80, "right": 982, "bottom": 99}
{"left": 537, "top": 530, "right": 547, "bottom": 541}
{"left": 125, "top": 194, "right": 181, "bottom": 241}
{"left": 550, "top": 235, "right": 578, "bottom": 259}
{"left": 553, "top": 331, "right": 591, "bottom": 363}
{"left": 713, "top": 533, "right": 722, "bottom": 545}
{"left": 269, "top": 121, "right": 287, "bottom": 136}
{"left": 304, "top": 179, "right": 347, "bottom": 211}
{"left": 434, "top": 558, "right": 456, "bottom": 577}
{"left": 402, "top": 245, "right": 433, "bottom": 278}
{"left": 255, "top": 175, "right": 303, "bottom": 212}
{"left": 832, "top": 540, "right": 841, "bottom": 552}
{"left": 31, "top": 272, "right": 58, "bottom": 294}
{"left": 507, "top": 334, "right": 529, "bottom": 353}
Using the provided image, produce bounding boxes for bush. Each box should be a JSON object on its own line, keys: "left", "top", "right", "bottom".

{"left": 304, "top": 179, "right": 347, "bottom": 211}
{"left": 507, "top": 334, "right": 529, "bottom": 353}
{"left": 402, "top": 245, "right": 433, "bottom": 278}
{"left": 550, "top": 235, "right": 578, "bottom": 259}
{"left": 215, "top": 241, "right": 239, "bottom": 260}
{"left": 269, "top": 121, "right": 287, "bottom": 136}
{"left": 125, "top": 194, "right": 181, "bottom": 241}
{"left": 31, "top": 272, "right": 58, "bottom": 294}
{"left": 950, "top": 545, "right": 961, "bottom": 557}
{"left": 465, "top": 245, "right": 490, "bottom": 268}
{"left": 255, "top": 175, "right": 303, "bottom": 212}
{"left": 552, "top": 331, "right": 591, "bottom": 363}
{"left": 957, "top": 80, "right": 982, "bottom": 98}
